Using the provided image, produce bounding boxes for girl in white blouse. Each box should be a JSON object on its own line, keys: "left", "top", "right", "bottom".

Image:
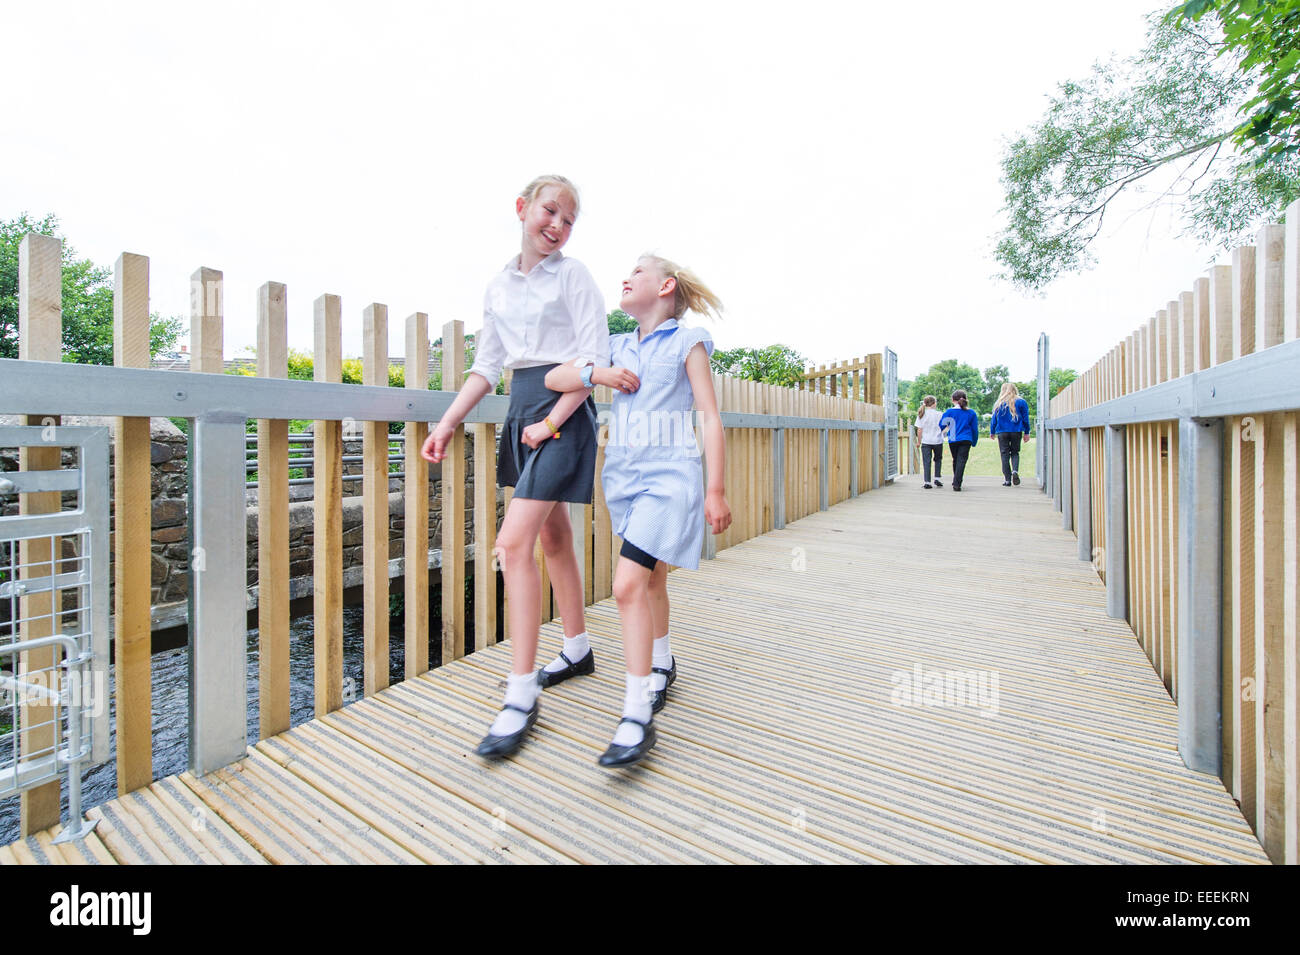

{"left": 914, "top": 394, "right": 945, "bottom": 488}
{"left": 422, "top": 174, "right": 609, "bottom": 758}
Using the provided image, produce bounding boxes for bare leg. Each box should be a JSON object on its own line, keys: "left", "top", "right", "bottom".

{"left": 538, "top": 504, "right": 587, "bottom": 640}
{"left": 494, "top": 497, "right": 558, "bottom": 676}
{"left": 647, "top": 560, "right": 670, "bottom": 639}
{"left": 612, "top": 557, "right": 653, "bottom": 677}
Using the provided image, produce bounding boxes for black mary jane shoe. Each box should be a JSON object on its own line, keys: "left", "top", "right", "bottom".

{"left": 536, "top": 649, "right": 595, "bottom": 688}
{"left": 651, "top": 657, "right": 677, "bottom": 713}
{"left": 933, "top": 479, "right": 943, "bottom": 487}
{"left": 1003, "top": 480, "right": 1012, "bottom": 487}
{"left": 474, "top": 701, "right": 539, "bottom": 758}
{"left": 597, "top": 717, "right": 657, "bottom": 768}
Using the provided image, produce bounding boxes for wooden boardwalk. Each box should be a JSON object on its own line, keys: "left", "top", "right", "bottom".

{"left": 1, "top": 475, "right": 1269, "bottom": 864}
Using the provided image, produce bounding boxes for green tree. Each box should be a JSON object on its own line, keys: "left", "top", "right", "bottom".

{"left": 1, "top": 213, "right": 183, "bottom": 362}
{"left": 710, "top": 343, "right": 808, "bottom": 387}
{"left": 996, "top": 10, "right": 1300, "bottom": 290}
{"left": 906, "top": 359, "right": 986, "bottom": 414}
{"left": 1173, "top": 0, "right": 1300, "bottom": 161}
{"left": 980, "top": 364, "right": 1012, "bottom": 415}
{"left": 1049, "top": 367, "right": 1079, "bottom": 399}
{"left": 607, "top": 309, "right": 638, "bottom": 334}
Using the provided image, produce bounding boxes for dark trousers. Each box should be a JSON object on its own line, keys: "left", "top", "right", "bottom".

{"left": 921, "top": 442, "right": 943, "bottom": 483}
{"left": 997, "top": 432, "right": 1023, "bottom": 481}
{"left": 949, "top": 441, "right": 972, "bottom": 489}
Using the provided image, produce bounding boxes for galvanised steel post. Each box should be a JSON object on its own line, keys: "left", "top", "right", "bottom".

{"left": 1061, "top": 429, "right": 1073, "bottom": 529}
{"left": 188, "top": 412, "right": 250, "bottom": 774}
{"left": 1104, "top": 424, "right": 1129, "bottom": 621}
{"left": 1076, "top": 427, "right": 1092, "bottom": 563}
{"left": 1177, "top": 417, "right": 1223, "bottom": 775}
{"left": 819, "top": 428, "right": 829, "bottom": 511}
{"left": 773, "top": 428, "right": 786, "bottom": 529}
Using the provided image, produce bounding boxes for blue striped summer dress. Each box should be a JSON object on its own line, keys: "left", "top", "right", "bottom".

{"left": 602, "top": 319, "right": 714, "bottom": 570}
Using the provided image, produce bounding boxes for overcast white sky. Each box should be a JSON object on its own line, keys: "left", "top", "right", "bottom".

{"left": 4, "top": 0, "right": 1228, "bottom": 382}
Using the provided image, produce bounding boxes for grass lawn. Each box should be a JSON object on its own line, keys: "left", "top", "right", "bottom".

{"left": 907, "top": 435, "right": 1037, "bottom": 481}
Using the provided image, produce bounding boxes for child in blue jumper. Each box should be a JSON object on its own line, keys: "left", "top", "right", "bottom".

{"left": 989, "top": 382, "right": 1031, "bottom": 486}
{"left": 939, "top": 389, "right": 979, "bottom": 492}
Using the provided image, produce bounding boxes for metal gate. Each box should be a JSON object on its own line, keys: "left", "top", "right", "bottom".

{"left": 884, "top": 346, "right": 899, "bottom": 480}
{"left": 0, "top": 425, "right": 109, "bottom": 841}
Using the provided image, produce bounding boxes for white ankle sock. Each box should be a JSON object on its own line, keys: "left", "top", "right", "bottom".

{"left": 490, "top": 672, "right": 539, "bottom": 736}
{"left": 543, "top": 632, "right": 591, "bottom": 673}
{"left": 652, "top": 634, "right": 673, "bottom": 691}
{"left": 611, "top": 673, "right": 653, "bottom": 746}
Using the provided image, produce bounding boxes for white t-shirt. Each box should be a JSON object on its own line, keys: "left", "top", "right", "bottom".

{"left": 467, "top": 251, "right": 610, "bottom": 390}
{"left": 917, "top": 407, "right": 944, "bottom": 444}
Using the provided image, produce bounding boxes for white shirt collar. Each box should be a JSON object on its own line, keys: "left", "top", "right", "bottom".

{"left": 503, "top": 250, "right": 565, "bottom": 275}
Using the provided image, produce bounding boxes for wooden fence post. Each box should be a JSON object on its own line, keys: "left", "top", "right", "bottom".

{"left": 112, "top": 251, "right": 152, "bottom": 795}
{"left": 441, "top": 320, "right": 466, "bottom": 663}
{"left": 406, "top": 313, "right": 431, "bottom": 674}
{"left": 313, "top": 294, "right": 344, "bottom": 715}
{"left": 1254, "top": 224, "right": 1286, "bottom": 860}
{"left": 17, "top": 234, "right": 63, "bottom": 834}
{"left": 1230, "top": 242, "right": 1257, "bottom": 829}
{"left": 362, "top": 303, "right": 390, "bottom": 695}
{"left": 257, "top": 281, "right": 290, "bottom": 738}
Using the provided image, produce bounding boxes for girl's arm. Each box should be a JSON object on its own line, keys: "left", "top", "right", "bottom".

{"left": 422, "top": 372, "right": 493, "bottom": 463}
{"left": 544, "top": 361, "right": 641, "bottom": 394}
{"left": 685, "top": 343, "right": 732, "bottom": 534}
{"left": 520, "top": 387, "right": 593, "bottom": 449}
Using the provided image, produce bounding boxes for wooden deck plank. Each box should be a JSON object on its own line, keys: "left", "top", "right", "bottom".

{"left": 227, "top": 752, "right": 423, "bottom": 864}
{"left": 149, "top": 777, "right": 266, "bottom": 865}
{"left": 178, "top": 770, "right": 337, "bottom": 864}
{"left": 256, "top": 726, "right": 565, "bottom": 865}
{"left": 5, "top": 474, "right": 1267, "bottom": 865}
{"left": 375, "top": 683, "right": 748, "bottom": 863}
{"left": 392, "top": 674, "right": 864, "bottom": 864}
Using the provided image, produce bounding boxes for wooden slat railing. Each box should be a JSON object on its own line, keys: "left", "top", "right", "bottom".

{"left": 1, "top": 244, "right": 889, "bottom": 839}
{"left": 1042, "top": 197, "right": 1300, "bottom": 865}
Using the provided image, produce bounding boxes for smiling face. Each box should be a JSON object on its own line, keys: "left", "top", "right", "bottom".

{"left": 517, "top": 184, "right": 577, "bottom": 271}
{"left": 620, "top": 258, "right": 675, "bottom": 318}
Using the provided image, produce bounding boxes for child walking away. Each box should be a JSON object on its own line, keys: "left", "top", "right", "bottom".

{"left": 989, "top": 382, "right": 1031, "bottom": 486}
{"left": 939, "top": 389, "right": 978, "bottom": 492}
{"left": 545, "top": 255, "right": 731, "bottom": 767}
{"left": 421, "top": 175, "right": 609, "bottom": 759}
{"left": 914, "top": 394, "right": 944, "bottom": 488}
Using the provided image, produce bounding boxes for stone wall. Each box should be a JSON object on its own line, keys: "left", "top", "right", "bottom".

{"left": 1, "top": 416, "right": 494, "bottom": 630}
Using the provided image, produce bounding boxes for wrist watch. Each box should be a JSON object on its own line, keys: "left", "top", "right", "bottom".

{"left": 579, "top": 362, "right": 595, "bottom": 389}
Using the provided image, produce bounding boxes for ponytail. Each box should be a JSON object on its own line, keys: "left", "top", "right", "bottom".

{"left": 952, "top": 389, "right": 969, "bottom": 410}
{"left": 641, "top": 254, "right": 723, "bottom": 320}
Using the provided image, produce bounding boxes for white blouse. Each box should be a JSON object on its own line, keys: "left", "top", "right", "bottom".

{"left": 466, "top": 251, "right": 610, "bottom": 390}
{"left": 917, "top": 407, "right": 945, "bottom": 444}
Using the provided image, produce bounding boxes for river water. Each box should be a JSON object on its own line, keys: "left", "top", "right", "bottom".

{"left": 0, "top": 607, "right": 421, "bottom": 847}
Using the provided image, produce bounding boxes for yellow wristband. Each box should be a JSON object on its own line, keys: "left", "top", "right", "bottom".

{"left": 544, "top": 417, "right": 559, "bottom": 435}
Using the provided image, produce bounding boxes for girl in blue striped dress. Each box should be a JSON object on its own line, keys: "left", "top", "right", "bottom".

{"left": 544, "top": 255, "right": 732, "bottom": 767}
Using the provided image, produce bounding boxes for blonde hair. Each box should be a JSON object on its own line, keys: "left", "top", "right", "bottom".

{"left": 640, "top": 254, "right": 723, "bottom": 320}
{"left": 918, "top": 394, "right": 937, "bottom": 419}
{"left": 519, "top": 174, "right": 580, "bottom": 216}
{"left": 993, "top": 382, "right": 1020, "bottom": 420}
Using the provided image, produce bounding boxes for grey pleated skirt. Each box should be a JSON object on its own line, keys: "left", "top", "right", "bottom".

{"left": 498, "top": 365, "right": 598, "bottom": 503}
